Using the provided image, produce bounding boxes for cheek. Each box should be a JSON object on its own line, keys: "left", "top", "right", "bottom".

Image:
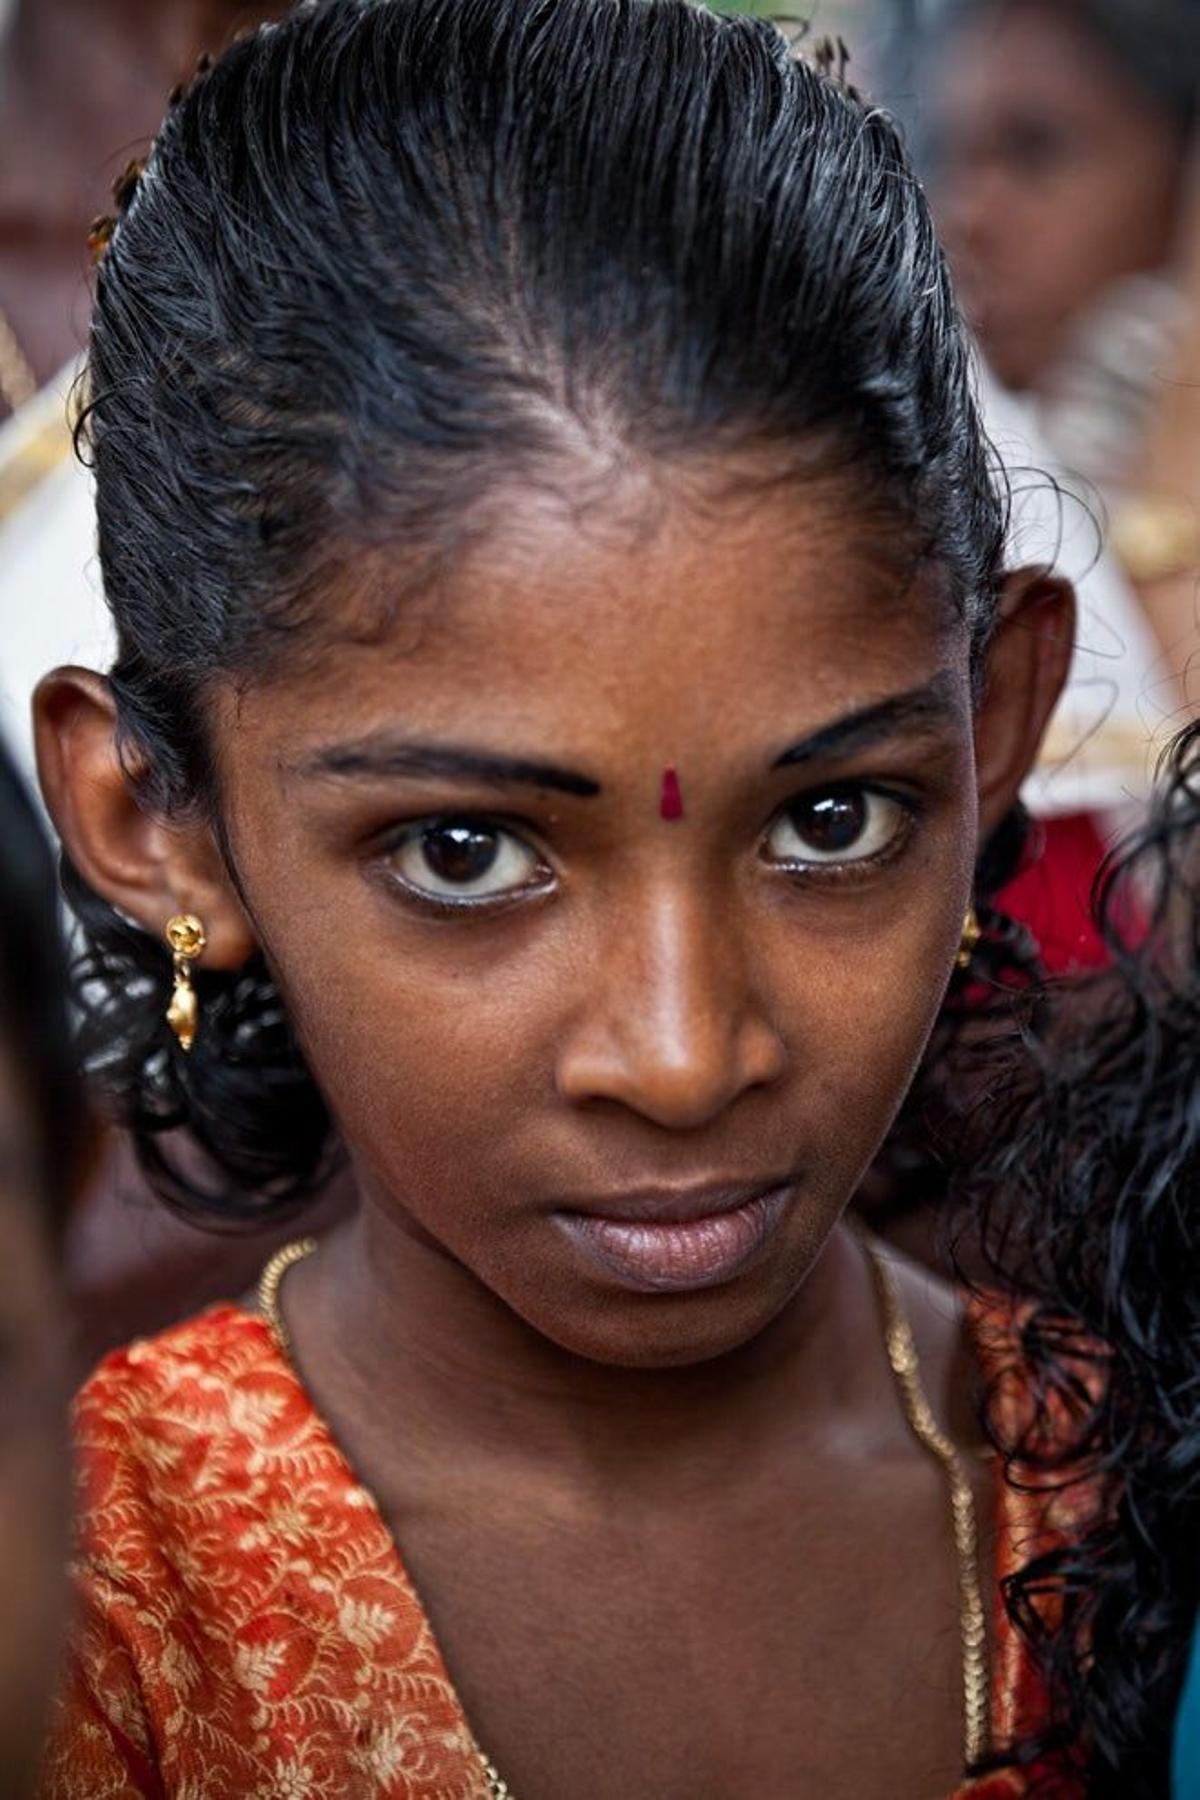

{"left": 1095, "top": 154, "right": 1178, "bottom": 265}
{"left": 300, "top": 895, "right": 954, "bottom": 1173}
{"left": 1041, "top": 152, "right": 1173, "bottom": 290}
{"left": 987, "top": 189, "right": 1091, "bottom": 307}
{"left": 776, "top": 892, "right": 962, "bottom": 1166}
{"left": 273, "top": 921, "right": 538, "bottom": 1180}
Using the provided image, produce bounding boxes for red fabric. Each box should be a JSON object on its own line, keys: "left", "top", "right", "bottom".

{"left": 41, "top": 1298, "right": 1094, "bottom": 1797}
{"left": 995, "top": 812, "right": 1112, "bottom": 974}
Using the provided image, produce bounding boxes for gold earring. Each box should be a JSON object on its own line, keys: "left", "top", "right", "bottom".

{"left": 165, "top": 913, "right": 207, "bottom": 1052}
{"left": 956, "top": 904, "right": 982, "bottom": 972}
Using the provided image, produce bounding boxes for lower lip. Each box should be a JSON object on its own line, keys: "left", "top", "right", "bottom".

{"left": 556, "top": 1185, "right": 793, "bottom": 1294}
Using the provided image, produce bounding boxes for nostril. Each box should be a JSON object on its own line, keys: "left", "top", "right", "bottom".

{"left": 556, "top": 1014, "right": 787, "bottom": 1129}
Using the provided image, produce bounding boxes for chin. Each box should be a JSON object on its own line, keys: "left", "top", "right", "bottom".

{"left": 524, "top": 1279, "right": 805, "bottom": 1372}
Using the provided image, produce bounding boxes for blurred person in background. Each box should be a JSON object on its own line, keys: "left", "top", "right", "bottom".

{"left": 927, "top": 0, "right": 1193, "bottom": 421}
{"left": 923, "top": 0, "right": 1200, "bottom": 685}
{"left": 915, "top": 0, "right": 1200, "bottom": 976}
{"left": 1, "top": 0, "right": 291, "bottom": 776}
{"left": 0, "top": 0, "right": 289, "bottom": 408}
{"left": 0, "top": 739, "right": 92, "bottom": 1797}
{"left": 0, "top": 0, "right": 337, "bottom": 1377}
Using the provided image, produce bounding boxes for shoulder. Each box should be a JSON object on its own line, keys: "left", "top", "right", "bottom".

{"left": 53, "top": 1307, "right": 485, "bottom": 1798}
{"left": 872, "top": 1245, "right": 1106, "bottom": 1520}
{"left": 77, "top": 1298, "right": 286, "bottom": 1405}
{"left": 70, "top": 1304, "right": 313, "bottom": 1586}
{"left": 963, "top": 1288, "right": 1106, "bottom": 1461}
{"left": 965, "top": 1287, "right": 1108, "bottom": 1649}
{"left": 74, "top": 1300, "right": 297, "bottom": 1453}
{"left": 869, "top": 1243, "right": 989, "bottom": 1453}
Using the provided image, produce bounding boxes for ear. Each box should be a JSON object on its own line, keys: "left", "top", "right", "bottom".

{"left": 974, "top": 569, "right": 1075, "bottom": 843}
{"left": 33, "top": 668, "right": 257, "bottom": 970}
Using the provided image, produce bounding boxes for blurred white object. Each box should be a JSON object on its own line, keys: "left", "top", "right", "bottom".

{"left": 981, "top": 364, "right": 1172, "bottom": 824}
{"left": 1039, "top": 274, "right": 1189, "bottom": 496}
{"left": 0, "top": 364, "right": 112, "bottom": 793}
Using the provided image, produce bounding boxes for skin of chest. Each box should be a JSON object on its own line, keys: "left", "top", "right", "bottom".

{"left": 382, "top": 1417, "right": 992, "bottom": 1798}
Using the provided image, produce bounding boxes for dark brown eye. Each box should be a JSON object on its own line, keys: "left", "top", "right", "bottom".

{"left": 421, "top": 822, "right": 501, "bottom": 885}
{"left": 390, "top": 818, "right": 543, "bottom": 902}
{"left": 764, "top": 788, "right": 907, "bottom": 867}
{"left": 790, "top": 793, "right": 866, "bottom": 854}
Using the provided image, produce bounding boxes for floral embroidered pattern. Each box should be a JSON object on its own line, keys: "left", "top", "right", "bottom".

{"left": 40, "top": 1306, "right": 488, "bottom": 1798}
{"left": 40, "top": 1298, "right": 1092, "bottom": 1797}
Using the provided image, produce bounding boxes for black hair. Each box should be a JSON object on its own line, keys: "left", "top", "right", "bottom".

{"left": 67, "top": 0, "right": 1018, "bottom": 1223}
{"left": 0, "top": 741, "right": 88, "bottom": 1228}
{"left": 931, "top": 0, "right": 1200, "bottom": 141}
{"left": 962, "top": 719, "right": 1200, "bottom": 1795}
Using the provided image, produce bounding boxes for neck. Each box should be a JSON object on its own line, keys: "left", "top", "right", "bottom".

{"left": 296, "top": 1199, "right": 908, "bottom": 1507}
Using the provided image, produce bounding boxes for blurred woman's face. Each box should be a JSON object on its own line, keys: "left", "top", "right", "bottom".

{"left": 0, "top": 1050, "right": 69, "bottom": 1797}
{"left": 930, "top": 1, "right": 1186, "bottom": 392}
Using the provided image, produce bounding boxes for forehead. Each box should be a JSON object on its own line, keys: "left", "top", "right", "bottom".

{"left": 935, "top": 5, "right": 1139, "bottom": 128}
{"left": 225, "top": 469, "right": 969, "bottom": 761}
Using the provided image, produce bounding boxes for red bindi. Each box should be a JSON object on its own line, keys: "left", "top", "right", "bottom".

{"left": 659, "top": 765, "right": 684, "bottom": 821}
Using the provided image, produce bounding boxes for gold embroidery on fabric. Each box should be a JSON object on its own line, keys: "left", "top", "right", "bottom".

{"left": 41, "top": 1306, "right": 491, "bottom": 1798}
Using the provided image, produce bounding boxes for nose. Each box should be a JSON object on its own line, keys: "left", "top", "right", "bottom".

{"left": 555, "top": 885, "right": 788, "bottom": 1130}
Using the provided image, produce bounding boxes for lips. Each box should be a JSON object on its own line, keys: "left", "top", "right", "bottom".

{"left": 553, "top": 1178, "right": 795, "bottom": 1294}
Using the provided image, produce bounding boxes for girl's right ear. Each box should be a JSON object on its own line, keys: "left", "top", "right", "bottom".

{"left": 32, "top": 668, "right": 257, "bottom": 970}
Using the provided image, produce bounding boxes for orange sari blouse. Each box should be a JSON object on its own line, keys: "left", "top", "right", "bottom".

{"left": 41, "top": 1298, "right": 1091, "bottom": 1798}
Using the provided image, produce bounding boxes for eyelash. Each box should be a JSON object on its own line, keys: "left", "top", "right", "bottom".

{"left": 372, "top": 784, "right": 923, "bottom": 917}
{"left": 373, "top": 817, "right": 553, "bottom": 917}
{"left": 763, "top": 785, "right": 922, "bottom": 886}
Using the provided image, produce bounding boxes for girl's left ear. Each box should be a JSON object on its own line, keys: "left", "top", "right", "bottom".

{"left": 973, "top": 568, "right": 1075, "bottom": 842}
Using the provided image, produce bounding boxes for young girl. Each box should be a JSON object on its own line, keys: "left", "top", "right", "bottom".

{"left": 35, "top": 2, "right": 1083, "bottom": 1794}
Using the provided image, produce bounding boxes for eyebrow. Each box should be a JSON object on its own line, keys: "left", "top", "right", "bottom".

{"left": 291, "top": 737, "right": 603, "bottom": 799}
{"left": 771, "top": 674, "right": 963, "bottom": 770}
{"left": 291, "top": 673, "right": 961, "bottom": 798}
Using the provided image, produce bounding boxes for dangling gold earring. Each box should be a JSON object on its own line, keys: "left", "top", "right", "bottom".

{"left": 165, "top": 913, "right": 207, "bottom": 1052}
{"left": 956, "top": 903, "right": 982, "bottom": 972}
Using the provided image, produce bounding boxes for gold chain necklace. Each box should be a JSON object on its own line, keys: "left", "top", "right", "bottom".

{"left": 258, "top": 1235, "right": 989, "bottom": 1794}
{"left": 0, "top": 299, "right": 37, "bottom": 415}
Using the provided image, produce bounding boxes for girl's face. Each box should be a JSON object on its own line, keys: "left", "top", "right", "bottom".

{"left": 209, "top": 473, "right": 984, "bottom": 1368}
{"left": 930, "top": 2, "right": 1186, "bottom": 393}
{"left": 0, "top": 1053, "right": 68, "bottom": 1796}
{"left": 42, "top": 463, "right": 1069, "bottom": 1369}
